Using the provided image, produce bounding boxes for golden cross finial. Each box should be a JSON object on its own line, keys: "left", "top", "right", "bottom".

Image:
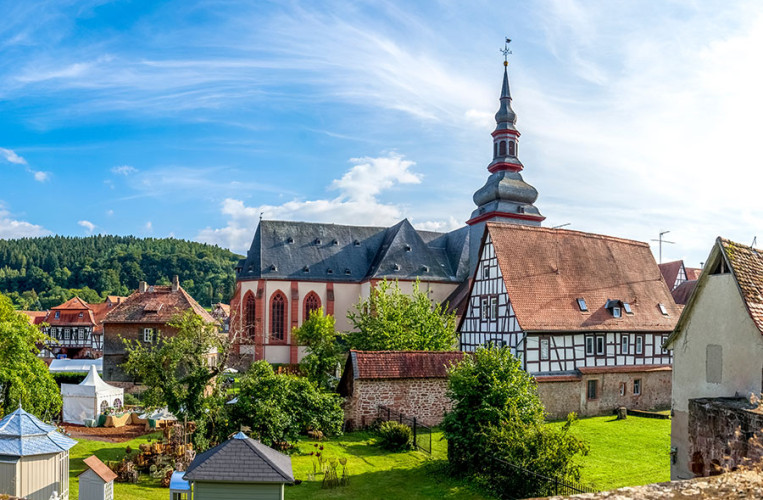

{"left": 500, "top": 37, "right": 512, "bottom": 67}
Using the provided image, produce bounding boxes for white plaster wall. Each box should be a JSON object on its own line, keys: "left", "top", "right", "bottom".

{"left": 670, "top": 273, "right": 763, "bottom": 479}
{"left": 332, "top": 283, "right": 363, "bottom": 332}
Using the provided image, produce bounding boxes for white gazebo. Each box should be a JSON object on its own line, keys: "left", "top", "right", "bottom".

{"left": 61, "top": 365, "right": 124, "bottom": 425}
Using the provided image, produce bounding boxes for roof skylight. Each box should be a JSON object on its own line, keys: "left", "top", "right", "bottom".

{"left": 576, "top": 298, "right": 588, "bottom": 312}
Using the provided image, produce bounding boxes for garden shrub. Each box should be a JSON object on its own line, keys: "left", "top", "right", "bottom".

{"left": 377, "top": 421, "right": 413, "bottom": 451}
{"left": 442, "top": 346, "right": 588, "bottom": 498}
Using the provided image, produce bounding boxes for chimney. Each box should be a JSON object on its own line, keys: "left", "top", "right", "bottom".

{"left": 139, "top": 281, "right": 148, "bottom": 293}
{"left": 172, "top": 275, "right": 180, "bottom": 293}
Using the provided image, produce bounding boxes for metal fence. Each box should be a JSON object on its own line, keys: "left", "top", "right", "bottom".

{"left": 376, "top": 405, "right": 432, "bottom": 454}
{"left": 490, "top": 457, "right": 598, "bottom": 499}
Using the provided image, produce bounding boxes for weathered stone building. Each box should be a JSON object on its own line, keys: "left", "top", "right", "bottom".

{"left": 337, "top": 350, "right": 465, "bottom": 428}
{"left": 666, "top": 238, "right": 763, "bottom": 480}
{"left": 102, "top": 276, "right": 216, "bottom": 383}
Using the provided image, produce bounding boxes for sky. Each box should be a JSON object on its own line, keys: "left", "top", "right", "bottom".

{"left": 1, "top": 0, "right": 762, "bottom": 266}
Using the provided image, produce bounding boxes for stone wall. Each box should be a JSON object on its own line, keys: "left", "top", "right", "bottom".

{"left": 688, "top": 398, "right": 763, "bottom": 477}
{"left": 537, "top": 369, "right": 672, "bottom": 420}
{"left": 103, "top": 322, "right": 179, "bottom": 382}
{"left": 343, "top": 378, "right": 452, "bottom": 429}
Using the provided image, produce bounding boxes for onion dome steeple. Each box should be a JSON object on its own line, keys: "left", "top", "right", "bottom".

{"left": 467, "top": 39, "right": 544, "bottom": 270}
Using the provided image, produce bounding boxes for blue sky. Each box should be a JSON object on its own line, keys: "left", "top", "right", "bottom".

{"left": 1, "top": 1, "right": 762, "bottom": 266}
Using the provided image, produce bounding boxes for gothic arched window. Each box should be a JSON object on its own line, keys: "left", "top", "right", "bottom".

{"left": 244, "top": 292, "right": 256, "bottom": 338}
{"left": 270, "top": 292, "right": 286, "bottom": 343}
{"left": 304, "top": 292, "right": 321, "bottom": 321}
{"left": 508, "top": 140, "right": 516, "bottom": 156}
{"left": 499, "top": 141, "right": 507, "bottom": 156}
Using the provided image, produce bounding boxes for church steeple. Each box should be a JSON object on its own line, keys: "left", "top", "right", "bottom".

{"left": 467, "top": 39, "right": 544, "bottom": 269}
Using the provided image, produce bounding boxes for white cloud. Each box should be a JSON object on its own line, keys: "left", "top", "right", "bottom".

{"left": 106, "top": 209, "right": 114, "bottom": 216}
{"left": 197, "top": 153, "right": 443, "bottom": 252}
{"left": 0, "top": 205, "right": 51, "bottom": 238}
{"left": 0, "top": 147, "right": 27, "bottom": 165}
{"left": 33, "top": 170, "right": 49, "bottom": 182}
{"left": 111, "top": 165, "right": 137, "bottom": 175}
{"left": 78, "top": 220, "right": 95, "bottom": 234}
{"left": 145, "top": 221, "right": 153, "bottom": 232}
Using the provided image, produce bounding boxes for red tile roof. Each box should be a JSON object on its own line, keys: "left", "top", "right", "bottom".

{"left": 485, "top": 223, "right": 680, "bottom": 332}
{"left": 658, "top": 260, "right": 684, "bottom": 290}
{"left": 19, "top": 310, "right": 47, "bottom": 325}
{"left": 80, "top": 455, "right": 118, "bottom": 483}
{"left": 103, "top": 285, "right": 214, "bottom": 324}
{"left": 719, "top": 238, "right": 763, "bottom": 334}
{"left": 672, "top": 279, "right": 698, "bottom": 305}
{"left": 685, "top": 267, "right": 702, "bottom": 281}
{"left": 51, "top": 296, "right": 91, "bottom": 311}
{"left": 347, "top": 350, "right": 466, "bottom": 380}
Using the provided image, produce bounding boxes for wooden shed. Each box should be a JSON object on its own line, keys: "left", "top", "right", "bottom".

{"left": 77, "top": 455, "right": 117, "bottom": 500}
{"left": 0, "top": 406, "right": 77, "bottom": 500}
{"left": 183, "top": 431, "right": 294, "bottom": 500}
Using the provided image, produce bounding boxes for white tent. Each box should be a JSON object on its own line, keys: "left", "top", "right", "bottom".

{"left": 61, "top": 365, "right": 124, "bottom": 425}
{"left": 49, "top": 358, "right": 103, "bottom": 373}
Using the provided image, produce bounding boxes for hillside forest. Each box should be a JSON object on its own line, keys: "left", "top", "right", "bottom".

{"left": 0, "top": 235, "right": 242, "bottom": 310}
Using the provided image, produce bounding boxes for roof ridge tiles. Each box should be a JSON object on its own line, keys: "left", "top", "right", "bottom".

{"left": 486, "top": 222, "right": 651, "bottom": 248}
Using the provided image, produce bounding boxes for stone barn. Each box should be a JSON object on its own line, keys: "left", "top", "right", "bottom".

{"left": 337, "top": 350, "right": 466, "bottom": 429}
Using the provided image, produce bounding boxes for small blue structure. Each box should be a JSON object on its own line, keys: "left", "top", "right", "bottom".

{"left": 170, "top": 471, "right": 192, "bottom": 500}
{"left": 0, "top": 406, "right": 77, "bottom": 500}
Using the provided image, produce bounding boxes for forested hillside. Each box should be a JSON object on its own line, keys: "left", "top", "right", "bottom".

{"left": 0, "top": 235, "right": 242, "bottom": 310}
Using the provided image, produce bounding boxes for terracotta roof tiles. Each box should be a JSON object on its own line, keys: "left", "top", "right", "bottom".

{"left": 348, "top": 350, "right": 466, "bottom": 380}
{"left": 486, "top": 223, "right": 680, "bottom": 332}
{"left": 720, "top": 238, "right": 763, "bottom": 334}
{"left": 80, "top": 455, "right": 118, "bottom": 483}
{"left": 103, "top": 285, "right": 214, "bottom": 324}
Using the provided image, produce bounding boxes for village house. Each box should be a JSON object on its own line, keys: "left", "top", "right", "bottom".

{"left": 665, "top": 238, "right": 763, "bottom": 480}
{"left": 459, "top": 223, "right": 680, "bottom": 419}
{"left": 228, "top": 58, "right": 545, "bottom": 367}
{"left": 101, "top": 276, "right": 216, "bottom": 384}
{"left": 659, "top": 260, "right": 701, "bottom": 292}
{"left": 338, "top": 350, "right": 465, "bottom": 429}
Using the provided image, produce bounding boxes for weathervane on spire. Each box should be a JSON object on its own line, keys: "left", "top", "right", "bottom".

{"left": 500, "top": 37, "right": 512, "bottom": 66}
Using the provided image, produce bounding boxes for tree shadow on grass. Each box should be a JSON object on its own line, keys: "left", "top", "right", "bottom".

{"left": 287, "top": 460, "right": 491, "bottom": 500}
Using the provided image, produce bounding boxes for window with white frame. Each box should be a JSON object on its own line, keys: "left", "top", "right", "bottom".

{"left": 621, "top": 335, "right": 629, "bottom": 354}
{"left": 662, "top": 335, "right": 669, "bottom": 354}
{"left": 585, "top": 336, "right": 595, "bottom": 356}
{"left": 636, "top": 335, "right": 643, "bottom": 355}
{"left": 490, "top": 297, "right": 498, "bottom": 319}
{"left": 612, "top": 306, "right": 622, "bottom": 318}
{"left": 633, "top": 378, "right": 642, "bottom": 395}
{"left": 483, "top": 266, "right": 490, "bottom": 280}
{"left": 596, "top": 336, "right": 605, "bottom": 356}
{"left": 540, "top": 337, "right": 550, "bottom": 361}
{"left": 481, "top": 299, "right": 489, "bottom": 320}
{"left": 143, "top": 328, "right": 154, "bottom": 343}
{"left": 64, "top": 328, "right": 70, "bottom": 340}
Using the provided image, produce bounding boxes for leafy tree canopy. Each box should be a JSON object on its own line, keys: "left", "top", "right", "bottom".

{"left": 293, "top": 308, "right": 342, "bottom": 390}
{"left": 442, "top": 347, "right": 588, "bottom": 497}
{"left": 121, "top": 311, "right": 228, "bottom": 449}
{"left": 0, "top": 292, "right": 61, "bottom": 418}
{"left": 346, "top": 279, "right": 457, "bottom": 351}
{"left": 0, "top": 235, "right": 241, "bottom": 310}
{"left": 227, "top": 361, "right": 343, "bottom": 447}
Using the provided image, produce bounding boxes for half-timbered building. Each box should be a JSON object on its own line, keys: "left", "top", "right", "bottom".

{"left": 459, "top": 223, "right": 680, "bottom": 418}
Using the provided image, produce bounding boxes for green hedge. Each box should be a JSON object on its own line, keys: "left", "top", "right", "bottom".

{"left": 51, "top": 372, "right": 87, "bottom": 386}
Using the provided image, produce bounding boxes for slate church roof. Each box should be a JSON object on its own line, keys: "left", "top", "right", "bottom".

{"left": 184, "top": 431, "right": 294, "bottom": 483}
{"left": 0, "top": 407, "right": 77, "bottom": 457}
{"left": 236, "top": 219, "right": 470, "bottom": 283}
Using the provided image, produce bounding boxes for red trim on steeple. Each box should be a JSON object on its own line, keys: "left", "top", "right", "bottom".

{"left": 466, "top": 211, "right": 546, "bottom": 226}
{"left": 488, "top": 162, "right": 523, "bottom": 173}
{"left": 492, "top": 129, "right": 520, "bottom": 138}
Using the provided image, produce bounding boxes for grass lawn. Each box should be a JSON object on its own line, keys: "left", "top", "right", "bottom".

{"left": 68, "top": 430, "right": 489, "bottom": 500}
{"left": 547, "top": 415, "right": 671, "bottom": 491}
{"left": 68, "top": 415, "right": 669, "bottom": 499}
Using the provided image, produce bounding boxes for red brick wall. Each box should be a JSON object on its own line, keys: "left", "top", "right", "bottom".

{"left": 343, "top": 378, "right": 452, "bottom": 429}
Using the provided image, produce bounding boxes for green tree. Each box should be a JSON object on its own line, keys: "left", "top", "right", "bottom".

{"left": 293, "top": 309, "right": 342, "bottom": 389}
{"left": 346, "top": 279, "right": 457, "bottom": 351}
{"left": 442, "top": 347, "right": 588, "bottom": 498}
{"left": 121, "top": 311, "right": 228, "bottom": 449}
{"left": 227, "top": 361, "right": 343, "bottom": 447}
{"left": 0, "top": 293, "right": 61, "bottom": 418}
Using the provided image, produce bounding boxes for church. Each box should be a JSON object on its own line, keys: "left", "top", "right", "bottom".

{"left": 228, "top": 52, "right": 546, "bottom": 365}
{"left": 229, "top": 53, "right": 678, "bottom": 418}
